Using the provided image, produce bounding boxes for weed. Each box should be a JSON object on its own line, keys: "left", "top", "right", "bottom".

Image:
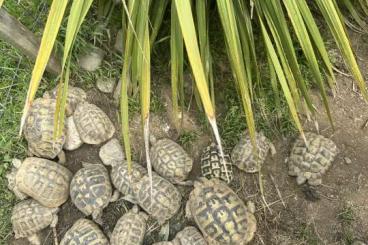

{"left": 338, "top": 206, "right": 356, "bottom": 225}
{"left": 178, "top": 131, "right": 198, "bottom": 149}
{"left": 295, "top": 223, "right": 320, "bottom": 245}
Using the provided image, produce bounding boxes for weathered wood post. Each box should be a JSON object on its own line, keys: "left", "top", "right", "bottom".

{"left": 0, "top": 8, "right": 61, "bottom": 75}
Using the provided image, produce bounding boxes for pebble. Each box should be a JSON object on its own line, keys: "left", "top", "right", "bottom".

{"left": 78, "top": 46, "right": 105, "bottom": 72}
{"left": 64, "top": 116, "right": 83, "bottom": 151}
{"left": 99, "top": 138, "right": 124, "bottom": 166}
{"left": 114, "top": 29, "right": 124, "bottom": 53}
{"left": 344, "top": 157, "right": 352, "bottom": 165}
{"left": 97, "top": 77, "right": 116, "bottom": 93}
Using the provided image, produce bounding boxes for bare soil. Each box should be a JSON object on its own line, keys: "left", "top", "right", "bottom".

{"left": 9, "top": 33, "right": 368, "bottom": 245}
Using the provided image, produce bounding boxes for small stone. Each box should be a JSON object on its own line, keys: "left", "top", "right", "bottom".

{"left": 97, "top": 77, "right": 116, "bottom": 93}
{"left": 64, "top": 116, "right": 83, "bottom": 151}
{"left": 114, "top": 29, "right": 124, "bottom": 53}
{"left": 99, "top": 138, "right": 124, "bottom": 166}
{"left": 78, "top": 46, "right": 105, "bottom": 72}
{"left": 344, "top": 157, "right": 352, "bottom": 165}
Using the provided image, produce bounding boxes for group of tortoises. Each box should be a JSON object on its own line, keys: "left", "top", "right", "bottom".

{"left": 7, "top": 85, "right": 340, "bottom": 244}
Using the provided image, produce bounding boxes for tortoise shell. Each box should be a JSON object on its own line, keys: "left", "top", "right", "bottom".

{"left": 70, "top": 163, "right": 112, "bottom": 217}
{"left": 23, "top": 98, "right": 65, "bottom": 159}
{"left": 231, "top": 131, "right": 273, "bottom": 173}
{"left": 11, "top": 199, "right": 59, "bottom": 239}
{"left": 186, "top": 178, "right": 257, "bottom": 244}
{"left": 132, "top": 173, "right": 181, "bottom": 224}
{"left": 151, "top": 138, "right": 193, "bottom": 183}
{"left": 8, "top": 157, "right": 72, "bottom": 207}
{"left": 109, "top": 161, "right": 147, "bottom": 197}
{"left": 200, "top": 143, "right": 233, "bottom": 183}
{"left": 60, "top": 218, "right": 108, "bottom": 245}
{"left": 174, "top": 226, "right": 207, "bottom": 245}
{"left": 110, "top": 206, "right": 148, "bottom": 245}
{"left": 288, "top": 132, "right": 338, "bottom": 186}
{"left": 73, "top": 102, "right": 115, "bottom": 144}
{"left": 46, "top": 85, "right": 87, "bottom": 116}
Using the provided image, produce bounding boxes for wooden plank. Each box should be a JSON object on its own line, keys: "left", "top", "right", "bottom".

{"left": 0, "top": 8, "right": 61, "bottom": 75}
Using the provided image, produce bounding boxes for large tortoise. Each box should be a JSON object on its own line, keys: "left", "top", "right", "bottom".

{"left": 70, "top": 163, "right": 118, "bottom": 223}
{"left": 11, "top": 199, "right": 59, "bottom": 245}
{"left": 110, "top": 205, "right": 148, "bottom": 245}
{"left": 60, "top": 218, "right": 109, "bottom": 245}
{"left": 132, "top": 173, "right": 182, "bottom": 225}
{"left": 231, "top": 131, "right": 275, "bottom": 173}
{"left": 186, "top": 178, "right": 257, "bottom": 244}
{"left": 7, "top": 158, "right": 72, "bottom": 207}
{"left": 73, "top": 102, "right": 115, "bottom": 145}
{"left": 150, "top": 136, "right": 193, "bottom": 184}
{"left": 23, "top": 97, "right": 66, "bottom": 163}
{"left": 287, "top": 132, "right": 338, "bottom": 186}
{"left": 200, "top": 143, "right": 233, "bottom": 183}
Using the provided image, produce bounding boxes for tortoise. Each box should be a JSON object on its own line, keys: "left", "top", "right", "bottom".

{"left": 70, "top": 162, "right": 119, "bottom": 223}
{"left": 110, "top": 205, "right": 148, "bottom": 245}
{"left": 11, "top": 199, "right": 59, "bottom": 245}
{"left": 23, "top": 97, "right": 66, "bottom": 163}
{"left": 150, "top": 136, "right": 193, "bottom": 184}
{"left": 99, "top": 138, "right": 125, "bottom": 166}
{"left": 73, "top": 102, "right": 115, "bottom": 145}
{"left": 44, "top": 85, "right": 87, "bottom": 116}
{"left": 174, "top": 226, "right": 207, "bottom": 245}
{"left": 132, "top": 173, "right": 182, "bottom": 225}
{"left": 64, "top": 116, "right": 83, "bottom": 151}
{"left": 7, "top": 158, "right": 72, "bottom": 207}
{"left": 231, "top": 131, "right": 276, "bottom": 173}
{"left": 60, "top": 218, "right": 109, "bottom": 245}
{"left": 104, "top": 160, "right": 147, "bottom": 200}
{"left": 186, "top": 178, "right": 257, "bottom": 244}
{"left": 200, "top": 143, "right": 233, "bottom": 183}
{"left": 287, "top": 132, "right": 338, "bottom": 186}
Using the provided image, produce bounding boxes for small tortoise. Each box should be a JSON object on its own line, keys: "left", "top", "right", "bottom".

{"left": 150, "top": 136, "right": 193, "bottom": 184}
{"left": 23, "top": 97, "right": 66, "bottom": 163}
{"left": 73, "top": 102, "right": 115, "bottom": 145}
{"left": 174, "top": 226, "right": 207, "bottom": 245}
{"left": 7, "top": 158, "right": 72, "bottom": 207}
{"left": 110, "top": 205, "right": 148, "bottom": 245}
{"left": 186, "top": 178, "right": 257, "bottom": 244}
{"left": 11, "top": 199, "right": 59, "bottom": 245}
{"left": 132, "top": 173, "right": 182, "bottom": 224}
{"left": 287, "top": 132, "right": 338, "bottom": 186}
{"left": 200, "top": 143, "right": 233, "bottom": 183}
{"left": 70, "top": 163, "right": 119, "bottom": 222}
{"left": 231, "top": 131, "right": 276, "bottom": 173}
{"left": 105, "top": 160, "right": 147, "bottom": 199}
{"left": 45, "top": 85, "right": 87, "bottom": 116}
{"left": 60, "top": 218, "right": 109, "bottom": 245}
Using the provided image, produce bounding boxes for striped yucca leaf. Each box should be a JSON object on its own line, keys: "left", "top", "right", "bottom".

{"left": 0, "top": 0, "right": 4, "bottom": 8}
{"left": 170, "top": 1, "right": 184, "bottom": 129}
{"left": 216, "top": 0, "right": 257, "bottom": 147}
{"left": 315, "top": 0, "right": 368, "bottom": 100}
{"left": 150, "top": 0, "right": 169, "bottom": 47}
{"left": 340, "top": 0, "right": 368, "bottom": 32}
{"left": 54, "top": 0, "right": 94, "bottom": 138}
{"left": 20, "top": 0, "right": 69, "bottom": 134}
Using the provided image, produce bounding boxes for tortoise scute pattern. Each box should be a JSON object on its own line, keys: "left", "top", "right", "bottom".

{"left": 70, "top": 164, "right": 112, "bottom": 216}
{"left": 111, "top": 209, "right": 147, "bottom": 245}
{"left": 24, "top": 98, "right": 65, "bottom": 159}
{"left": 16, "top": 158, "right": 72, "bottom": 207}
{"left": 188, "top": 178, "right": 256, "bottom": 244}
{"left": 175, "top": 226, "right": 207, "bottom": 245}
{"left": 74, "top": 102, "right": 115, "bottom": 144}
{"left": 201, "top": 144, "right": 233, "bottom": 183}
{"left": 288, "top": 132, "right": 338, "bottom": 186}
{"left": 11, "top": 199, "right": 57, "bottom": 239}
{"left": 111, "top": 161, "right": 147, "bottom": 196}
{"left": 49, "top": 85, "right": 87, "bottom": 116}
{"left": 133, "top": 174, "right": 181, "bottom": 224}
{"left": 60, "top": 219, "right": 108, "bottom": 245}
{"left": 151, "top": 139, "right": 193, "bottom": 182}
{"left": 231, "top": 132, "right": 271, "bottom": 173}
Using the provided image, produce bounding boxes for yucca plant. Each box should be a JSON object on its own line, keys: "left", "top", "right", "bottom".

{"left": 15, "top": 0, "right": 368, "bottom": 174}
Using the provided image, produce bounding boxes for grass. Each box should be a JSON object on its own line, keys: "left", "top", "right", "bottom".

{"left": 178, "top": 131, "right": 198, "bottom": 149}
{"left": 337, "top": 205, "right": 356, "bottom": 244}
{"left": 295, "top": 223, "right": 320, "bottom": 245}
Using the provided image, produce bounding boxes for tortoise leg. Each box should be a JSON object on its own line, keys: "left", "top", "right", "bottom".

{"left": 27, "top": 233, "right": 41, "bottom": 245}
{"left": 158, "top": 222, "right": 170, "bottom": 241}
{"left": 92, "top": 209, "right": 103, "bottom": 225}
{"left": 50, "top": 215, "right": 59, "bottom": 245}
{"left": 110, "top": 190, "right": 120, "bottom": 202}
{"left": 57, "top": 150, "right": 66, "bottom": 164}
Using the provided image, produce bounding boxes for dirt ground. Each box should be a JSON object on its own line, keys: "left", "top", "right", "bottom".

{"left": 9, "top": 33, "right": 368, "bottom": 245}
